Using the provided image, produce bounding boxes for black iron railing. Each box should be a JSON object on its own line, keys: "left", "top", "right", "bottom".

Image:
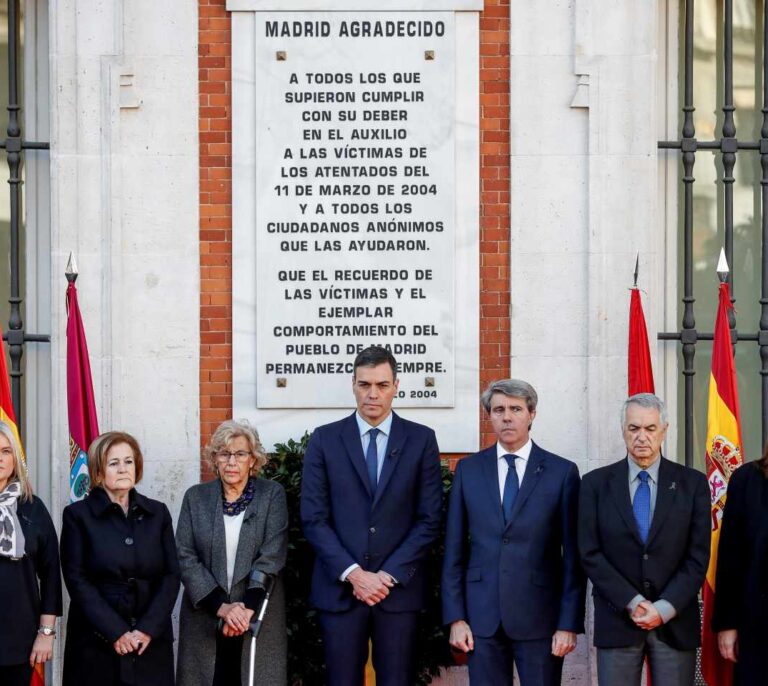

{"left": 658, "top": 0, "right": 768, "bottom": 466}
{"left": 1, "top": 0, "right": 50, "bottom": 430}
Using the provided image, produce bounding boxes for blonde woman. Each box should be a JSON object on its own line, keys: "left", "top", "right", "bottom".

{"left": 176, "top": 419, "right": 288, "bottom": 686}
{"left": 0, "top": 421, "right": 62, "bottom": 686}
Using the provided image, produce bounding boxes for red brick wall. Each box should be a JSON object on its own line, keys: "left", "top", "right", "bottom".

{"left": 198, "top": 0, "right": 511, "bottom": 475}
{"left": 199, "top": 0, "right": 233, "bottom": 479}
{"left": 478, "top": 0, "right": 511, "bottom": 449}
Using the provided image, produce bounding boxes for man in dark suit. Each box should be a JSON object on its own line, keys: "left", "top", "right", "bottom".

{"left": 300, "top": 345, "right": 443, "bottom": 686}
{"left": 441, "top": 379, "right": 585, "bottom": 686}
{"left": 578, "top": 393, "right": 711, "bottom": 686}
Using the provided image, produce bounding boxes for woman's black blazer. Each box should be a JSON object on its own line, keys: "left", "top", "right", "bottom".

{"left": 0, "top": 495, "right": 62, "bottom": 666}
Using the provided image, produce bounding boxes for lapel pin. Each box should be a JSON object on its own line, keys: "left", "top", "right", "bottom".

{"left": 669, "top": 482, "right": 676, "bottom": 490}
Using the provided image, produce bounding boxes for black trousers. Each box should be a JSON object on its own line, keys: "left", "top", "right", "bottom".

{"left": 0, "top": 663, "right": 33, "bottom": 686}
{"left": 212, "top": 633, "right": 244, "bottom": 686}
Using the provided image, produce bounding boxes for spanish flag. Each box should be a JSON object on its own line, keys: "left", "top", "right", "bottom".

{"left": 0, "top": 332, "right": 24, "bottom": 467}
{"left": 700, "top": 280, "right": 743, "bottom": 686}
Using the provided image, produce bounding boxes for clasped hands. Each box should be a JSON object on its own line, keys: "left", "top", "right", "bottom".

{"left": 630, "top": 600, "right": 663, "bottom": 631}
{"left": 348, "top": 568, "right": 395, "bottom": 606}
{"left": 112, "top": 629, "right": 152, "bottom": 656}
{"left": 217, "top": 602, "right": 255, "bottom": 637}
{"left": 449, "top": 621, "right": 576, "bottom": 657}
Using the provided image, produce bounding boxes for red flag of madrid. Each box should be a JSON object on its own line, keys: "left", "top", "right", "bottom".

{"left": 628, "top": 287, "right": 655, "bottom": 395}
{"left": 66, "top": 274, "right": 100, "bottom": 502}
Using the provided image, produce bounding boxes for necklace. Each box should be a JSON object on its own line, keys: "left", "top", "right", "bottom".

{"left": 222, "top": 478, "right": 255, "bottom": 516}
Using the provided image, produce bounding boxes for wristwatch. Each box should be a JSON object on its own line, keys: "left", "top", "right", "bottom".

{"left": 38, "top": 625, "right": 56, "bottom": 637}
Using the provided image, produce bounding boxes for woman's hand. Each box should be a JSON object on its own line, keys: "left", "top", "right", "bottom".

{"left": 217, "top": 602, "right": 253, "bottom": 635}
{"left": 718, "top": 629, "right": 739, "bottom": 662}
{"left": 113, "top": 631, "right": 140, "bottom": 656}
{"left": 130, "top": 630, "right": 152, "bottom": 656}
{"left": 29, "top": 633, "right": 54, "bottom": 666}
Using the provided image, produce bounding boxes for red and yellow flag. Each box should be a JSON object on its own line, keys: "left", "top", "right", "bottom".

{"left": 0, "top": 332, "right": 24, "bottom": 466}
{"left": 700, "top": 282, "right": 743, "bottom": 686}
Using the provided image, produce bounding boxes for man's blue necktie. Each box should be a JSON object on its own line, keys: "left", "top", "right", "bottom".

{"left": 633, "top": 470, "right": 651, "bottom": 542}
{"left": 366, "top": 428, "right": 380, "bottom": 494}
{"left": 502, "top": 454, "right": 519, "bottom": 524}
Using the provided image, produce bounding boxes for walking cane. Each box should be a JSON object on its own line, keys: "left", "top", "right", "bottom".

{"left": 247, "top": 570, "right": 276, "bottom": 686}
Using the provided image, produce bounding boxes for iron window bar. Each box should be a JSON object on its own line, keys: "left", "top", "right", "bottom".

{"left": 2, "top": 0, "right": 50, "bottom": 429}
{"left": 658, "top": 0, "right": 768, "bottom": 467}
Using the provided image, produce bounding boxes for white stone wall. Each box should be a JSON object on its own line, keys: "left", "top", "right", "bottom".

{"left": 509, "top": 1, "right": 664, "bottom": 684}
{"left": 47, "top": 1, "right": 200, "bottom": 678}
{"left": 48, "top": 0, "right": 200, "bottom": 516}
{"left": 50, "top": 0, "right": 199, "bottom": 513}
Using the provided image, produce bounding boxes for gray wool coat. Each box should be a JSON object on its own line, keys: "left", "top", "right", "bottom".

{"left": 175, "top": 478, "right": 288, "bottom": 686}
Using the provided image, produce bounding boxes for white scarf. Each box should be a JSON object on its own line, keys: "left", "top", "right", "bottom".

{"left": 0, "top": 481, "right": 26, "bottom": 560}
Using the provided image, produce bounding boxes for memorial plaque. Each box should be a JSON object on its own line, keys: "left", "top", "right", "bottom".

{"left": 253, "top": 12, "right": 456, "bottom": 408}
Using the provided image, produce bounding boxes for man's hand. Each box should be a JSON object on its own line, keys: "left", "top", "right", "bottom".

{"left": 551, "top": 630, "right": 576, "bottom": 657}
{"left": 348, "top": 568, "right": 391, "bottom": 606}
{"left": 718, "top": 629, "right": 738, "bottom": 663}
{"left": 376, "top": 570, "right": 396, "bottom": 588}
{"left": 448, "top": 620, "right": 474, "bottom": 653}
{"left": 631, "top": 600, "right": 663, "bottom": 630}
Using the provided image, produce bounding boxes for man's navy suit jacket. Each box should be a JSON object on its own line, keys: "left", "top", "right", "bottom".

{"left": 578, "top": 456, "right": 710, "bottom": 651}
{"left": 441, "top": 442, "right": 585, "bottom": 639}
{"left": 300, "top": 411, "right": 443, "bottom": 613}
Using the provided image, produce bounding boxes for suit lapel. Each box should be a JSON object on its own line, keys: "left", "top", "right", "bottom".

{"left": 209, "top": 485, "right": 229, "bottom": 591}
{"left": 608, "top": 458, "right": 644, "bottom": 546}
{"left": 480, "top": 446, "right": 505, "bottom": 529}
{"left": 646, "top": 458, "right": 677, "bottom": 546}
{"left": 372, "top": 413, "right": 406, "bottom": 509}
{"left": 340, "top": 413, "right": 372, "bottom": 498}
{"left": 505, "top": 443, "right": 545, "bottom": 529}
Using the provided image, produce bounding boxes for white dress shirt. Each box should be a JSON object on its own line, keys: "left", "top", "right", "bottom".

{"left": 356, "top": 411, "right": 393, "bottom": 481}
{"left": 340, "top": 412, "right": 395, "bottom": 582}
{"left": 496, "top": 438, "right": 532, "bottom": 500}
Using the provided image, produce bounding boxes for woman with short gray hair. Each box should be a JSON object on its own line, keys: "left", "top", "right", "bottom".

{"left": 176, "top": 419, "right": 288, "bottom": 686}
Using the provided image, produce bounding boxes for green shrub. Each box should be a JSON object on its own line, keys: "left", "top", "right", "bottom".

{"left": 262, "top": 433, "right": 456, "bottom": 685}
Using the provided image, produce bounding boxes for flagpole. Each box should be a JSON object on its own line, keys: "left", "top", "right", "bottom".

{"left": 717, "top": 247, "right": 729, "bottom": 285}
{"left": 66, "top": 251, "right": 78, "bottom": 285}
{"left": 633, "top": 251, "right": 639, "bottom": 289}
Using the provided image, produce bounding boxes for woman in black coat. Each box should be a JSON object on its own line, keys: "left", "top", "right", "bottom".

{"left": 61, "top": 431, "right": 180, "bottom": 686}
{"left": 0, "top": 421, "right": 62, "bottom": 686}
{"left": 713, "top": 450, "right": 768, "bottom": 685}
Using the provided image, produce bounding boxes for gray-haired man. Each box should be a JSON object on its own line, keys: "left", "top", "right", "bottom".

{"left": 578, "top": 393, "right": 710, "bottom": 686}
